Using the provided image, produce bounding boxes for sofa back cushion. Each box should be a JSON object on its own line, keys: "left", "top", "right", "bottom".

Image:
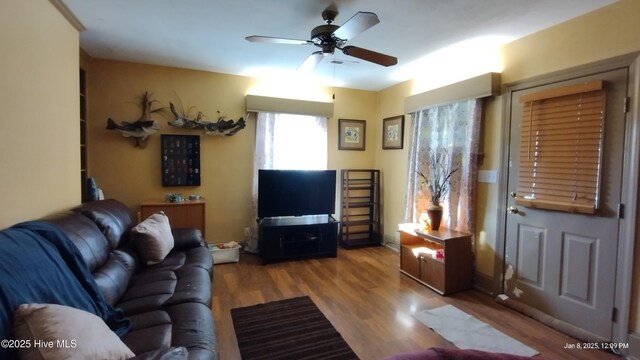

{"left": 43, "top": 211, "right": 110, "bottom": 273}
{"left": 44, "top": 199, "right": 139, "bottom": 307}
{"left": 74, "top": 199, "right": 135, "bottom": 250}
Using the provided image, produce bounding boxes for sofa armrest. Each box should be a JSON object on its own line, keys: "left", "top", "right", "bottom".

{"left": 130, "top": 347, "right": 188, "bottom": 360}
{"left": 171, "top": 228, "right": 205, "bottom": 251}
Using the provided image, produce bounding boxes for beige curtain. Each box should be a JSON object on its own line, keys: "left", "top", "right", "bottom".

{"left": 405, "top": 99, "right": 482, "bottom": 234}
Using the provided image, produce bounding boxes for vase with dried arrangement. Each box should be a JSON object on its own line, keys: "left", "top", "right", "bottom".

{"left": 417, "top": 148, "right": 459, "bottom": 230}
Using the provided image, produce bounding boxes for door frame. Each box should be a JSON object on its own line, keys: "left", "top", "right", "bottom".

{"left": 494, "top": 52, "right": 640, "bottom": 345}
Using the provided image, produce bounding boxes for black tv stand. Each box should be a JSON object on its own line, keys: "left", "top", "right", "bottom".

{"left": 258, "top": 215, "right": 339, "bottom": 264}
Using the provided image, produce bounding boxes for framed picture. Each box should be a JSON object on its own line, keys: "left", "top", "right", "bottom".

{"left": 338, "top": 119, "right": 366, "bottom": 150}
{"left": 382, "top": 115, "right": 405, "bottom": 149}
{"left": 161, "top": 134, "right": 201, "bottom": 186}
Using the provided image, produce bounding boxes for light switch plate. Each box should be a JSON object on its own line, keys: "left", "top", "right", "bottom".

{"left": 478, "top": 170, "right": 498, "bottom": 184}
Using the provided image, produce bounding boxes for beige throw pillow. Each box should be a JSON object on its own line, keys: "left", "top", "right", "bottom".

{"left": 131, "top": 211, "right": 175, "bottom": 265}
{"left": 13, "top": 303, "right": 135, "bottom": 360}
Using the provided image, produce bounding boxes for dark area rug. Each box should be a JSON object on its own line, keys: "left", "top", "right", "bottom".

{"left": 231, "top": 296, "right": 359, "bottom": 360}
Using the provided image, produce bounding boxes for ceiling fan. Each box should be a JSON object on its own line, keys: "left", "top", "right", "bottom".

{"left": 245, "top": 5, "right": 398, "bottom": 71}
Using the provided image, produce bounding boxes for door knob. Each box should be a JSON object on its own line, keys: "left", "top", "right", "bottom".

{"left": 507, "top": 206, "right": 519, "bottom": 214}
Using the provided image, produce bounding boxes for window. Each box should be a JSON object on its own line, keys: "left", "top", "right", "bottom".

{"left": 269, "top": 113, "right": 327, "bottom": 169}
{"left": 516, "top": 80, "right": 606, "bottom": 214}
{"left": 255, "top": 112, "right": 327, "bottom": 171}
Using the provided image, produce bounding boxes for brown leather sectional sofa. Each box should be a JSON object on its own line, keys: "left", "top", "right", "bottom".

{"left": 44, "top": 199, "right": 217, "bottom": 359}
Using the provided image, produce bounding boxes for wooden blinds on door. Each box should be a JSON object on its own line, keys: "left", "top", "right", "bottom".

{"left": 515, "top": 80, "right": 606, "bottom": 214}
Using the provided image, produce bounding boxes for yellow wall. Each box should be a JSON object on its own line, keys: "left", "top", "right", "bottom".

{"left": 87, "top": 60, "right": 376, "bottom": 242}
{"left": 0, "top": 0, "right": 79, "bottom": 228}
{"left": 375, "top": 0, "right": 640, "bottom": 332}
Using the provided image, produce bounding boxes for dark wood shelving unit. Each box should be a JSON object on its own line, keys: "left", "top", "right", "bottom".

{"left": 340, "top": 169, "right": 381, "bottom": 248}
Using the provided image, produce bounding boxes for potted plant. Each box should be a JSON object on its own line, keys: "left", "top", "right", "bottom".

{"left": 417, "top": 148, "right": 459, "bottom": 230}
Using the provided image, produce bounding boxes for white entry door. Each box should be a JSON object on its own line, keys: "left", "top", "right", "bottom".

{"left": 504, "top": 67, "right": 628, "bottom": 339}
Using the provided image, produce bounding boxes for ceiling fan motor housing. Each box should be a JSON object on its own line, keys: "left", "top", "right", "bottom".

{"left": 311, "top": 24, "right": 344, "bottom": 54}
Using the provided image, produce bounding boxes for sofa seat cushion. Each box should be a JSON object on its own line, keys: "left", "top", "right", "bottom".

{"left": 147, "top": 246, "right": 213, "bottom": 275}
{"left": 93, "top": 249, "right": 138, "bottom": 306}
{"left": 116, "top": 248, "right": 213, "bottom": 315}
{"left": 123, "top": 305, "right": 216, "bottom": 360}
{"left": 167, "top": 303, "right": 217, "bottom": 360}
{"left": 122, "top": 311, "right": 173, "bottom": 355}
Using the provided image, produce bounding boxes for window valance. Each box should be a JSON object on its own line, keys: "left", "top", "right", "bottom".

{"left": 404, "top": 72, "right": 501, "bottom": 113}
{"left": 245, "top": 95, "right": 333, "bottom": 117}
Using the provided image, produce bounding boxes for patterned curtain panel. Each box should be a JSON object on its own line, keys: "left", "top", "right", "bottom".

{"left": 405, "top": 99, "right": 482, "bottom": 234}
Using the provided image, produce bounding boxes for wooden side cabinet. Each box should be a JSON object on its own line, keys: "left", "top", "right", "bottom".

{"left": 399, "top": 225, "right": 472, "bottom": 295}
{"left": 139, "top": 200, "right": 206, "bottom": 238}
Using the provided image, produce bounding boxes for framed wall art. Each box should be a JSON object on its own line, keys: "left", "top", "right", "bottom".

{"left": 338, "top": 119, "right": 366, "bottom": 150}
{"left": 382, "top": 115, "right": 404, "bottom": 149}
{"left": 161, "top": 134, "right": 201, "bottom": 186}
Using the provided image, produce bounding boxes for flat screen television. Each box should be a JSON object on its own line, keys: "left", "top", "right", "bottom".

{"left": 258, "top": 169, "right": 336, "bottom": 218}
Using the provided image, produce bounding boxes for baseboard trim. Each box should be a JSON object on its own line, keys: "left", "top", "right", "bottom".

{"left": 627, "top": 332, "right": 640, "bottom": 359}
{"left": 473, "top": 271, "right": 497, "bottom": 296}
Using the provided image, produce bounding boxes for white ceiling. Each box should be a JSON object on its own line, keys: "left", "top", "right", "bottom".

{"left": 62, "top": 0, "right": 617, "bottom": 91}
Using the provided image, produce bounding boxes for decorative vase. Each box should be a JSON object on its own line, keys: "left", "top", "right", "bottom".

{"left": 427, "top": 203, "right": 443, "bottom": 230}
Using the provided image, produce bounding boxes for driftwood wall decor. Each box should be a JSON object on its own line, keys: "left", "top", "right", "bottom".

{"left": 105, "top": 91, "right": 161, "bottom": 148}
{"left": 105, "top": 92, "right": 246, "bottom": 149}
{"left": 167, "top": 102, "right": 246, "bottom": 136}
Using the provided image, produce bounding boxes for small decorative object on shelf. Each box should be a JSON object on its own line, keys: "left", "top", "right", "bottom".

{"left": 417, "top": 148, "right": 459, "bottom": 230}
{"left": 167, "top": 101, "right": 246, "bottom": 136}
{"left": 165, "top": 193, "right": 183, "bottom": 203}
{"left": 105, "top": 91, "right": 161, "bottom": 148}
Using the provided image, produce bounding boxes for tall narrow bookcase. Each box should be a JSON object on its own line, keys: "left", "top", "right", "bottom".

{"left": 340, "top": 169, "right": 381, "bottom": 248}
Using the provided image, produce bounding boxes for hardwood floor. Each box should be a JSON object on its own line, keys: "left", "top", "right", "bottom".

{"left": 212, "top": 246, "right": 618, "bottom": 360}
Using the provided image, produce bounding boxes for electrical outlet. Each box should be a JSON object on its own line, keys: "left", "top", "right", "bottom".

{"left": 478, "top": 170, "right": 498, "bottom": 184}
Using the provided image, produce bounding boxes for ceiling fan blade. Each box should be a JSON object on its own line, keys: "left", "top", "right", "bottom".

{"left": 332, "top": 12, "right": 380, "bottom": 40}
{"left": 245, "top": 35, "right": 312, "bottom": 45}
{"left": 341, "top": 46, "right": 397, "bottom": 67}
{"left": 298, "top": 52, "right": 325, "bottom": 72}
